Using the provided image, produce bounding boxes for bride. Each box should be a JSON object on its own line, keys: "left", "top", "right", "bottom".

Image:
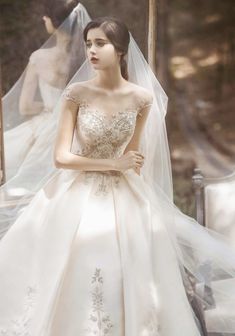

{"left": 1, "top": 5, "right": 235, "bottom": 336}
{"left": 3, "top": 0, "right": 90, "bottom": 180}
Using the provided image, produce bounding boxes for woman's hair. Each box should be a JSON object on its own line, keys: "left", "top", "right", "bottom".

{"left": 83, "top": 17, "right": 130, "bottom": 80}
{"left": 44, "top": 0, "right": 79, "bottom": 28}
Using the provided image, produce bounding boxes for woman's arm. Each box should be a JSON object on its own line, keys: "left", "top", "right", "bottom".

{"left": 123, "top": 94, "right": 153, "bottom": 175}
{"left": 53, "top": 97, "right": 117, "bottom": 171}
{"left": 19, "top": 57, "right": 44, "bottom": 116}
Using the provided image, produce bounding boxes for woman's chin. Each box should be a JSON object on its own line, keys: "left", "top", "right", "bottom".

{"left": 91, "top": 63, "right": 101, "bottom": 70}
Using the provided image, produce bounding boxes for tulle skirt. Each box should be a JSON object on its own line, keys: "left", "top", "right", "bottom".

{"left": 0, "top": 168, "right": 235, "bottom": 335}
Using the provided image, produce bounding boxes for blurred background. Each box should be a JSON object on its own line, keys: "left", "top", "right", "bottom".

{"left": 0, "top": 0, "right": 235, "bottom": 215}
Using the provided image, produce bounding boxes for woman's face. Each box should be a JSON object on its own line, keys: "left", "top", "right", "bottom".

{"left": 42, "top": 16, "right": 56, "bottom": 35}
{"left": 86, "top": 27, "right": 121, "bottom": 70}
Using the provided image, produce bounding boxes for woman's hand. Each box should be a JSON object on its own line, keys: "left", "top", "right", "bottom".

{"left": 114, "top": 151, "right": 144, "bottom": 172}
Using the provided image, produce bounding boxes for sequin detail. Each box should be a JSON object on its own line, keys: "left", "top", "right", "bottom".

{"left": 82, "top": 171, "right": 122, "bottom": 197}
{"left": 62, "top": 86, "right": 153, "bottom": 116}
{"left": 0, "top": 286, "right": 37, "bottom": 336}
{"left": 62, "top": 87, "right": 81, "bottom": 106}
{"left": 62, "top": 87, "right": 152, "bottom": 196}
{"left": 137, "top": 101, "right": 153, "bottom": 116}
{"left": 78, "top": 108, "right": 137, "bottom": 158}
{"left": 63, "top": 88, "right": 138, "bottom": 158}
{"left": 84, "top": 268, "right": 114, "bottom": 335}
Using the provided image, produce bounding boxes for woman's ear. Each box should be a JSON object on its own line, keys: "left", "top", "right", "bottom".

{"left": 118, "top": 52, "right": 124, "bottom": 62}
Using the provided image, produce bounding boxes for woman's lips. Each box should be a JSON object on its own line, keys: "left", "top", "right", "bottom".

{"left": 90, "top": 57, "right": 99, "bottom": 63}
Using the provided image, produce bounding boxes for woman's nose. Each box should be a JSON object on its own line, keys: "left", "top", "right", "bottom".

{"left": 90, "top": 43, "right": 98, "bottom": 53}
{"left": 90, "top": 51, "right": 97, "bottom": 57}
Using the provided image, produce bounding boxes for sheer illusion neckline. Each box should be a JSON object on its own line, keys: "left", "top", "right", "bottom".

{"left": 78, "top": 99, "right": 139, "bottom": 123}
{"left": 62, "top": 87, "right": 152, "bottom": 121}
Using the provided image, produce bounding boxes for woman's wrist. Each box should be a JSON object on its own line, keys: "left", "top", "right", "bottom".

{"left": 109, "top": 159, "right": 118, "bottom": 171}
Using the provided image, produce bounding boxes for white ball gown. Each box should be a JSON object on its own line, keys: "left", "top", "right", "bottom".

{"left": 2, "top": 3, "right": 235, "bottom": 334}
{"left": 0, "top": 87, "right": 210, "bottom": 336}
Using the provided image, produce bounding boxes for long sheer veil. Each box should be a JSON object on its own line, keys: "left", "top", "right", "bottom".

{"left": 1, "top": 3, "right": 235, "bottom": 334}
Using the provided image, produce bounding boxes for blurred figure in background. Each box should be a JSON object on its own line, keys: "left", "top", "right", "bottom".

{"left": 3, "top": 0, "right": 88, "bottom": 180}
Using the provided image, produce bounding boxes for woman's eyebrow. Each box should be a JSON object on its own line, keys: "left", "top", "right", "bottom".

{"left": 86, "top": 38, "right": 109, "bottom": 42}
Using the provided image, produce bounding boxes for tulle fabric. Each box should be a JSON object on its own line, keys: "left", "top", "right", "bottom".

{"left": 1, "top": 3, "right": 235, "bottom": 335}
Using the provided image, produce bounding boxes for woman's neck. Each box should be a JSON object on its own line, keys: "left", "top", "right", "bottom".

{"left": 55, "top": 31, "right": 70, "bottom": 50}
{"left": 94, "top": 66, "right": 127, "bottom": 92}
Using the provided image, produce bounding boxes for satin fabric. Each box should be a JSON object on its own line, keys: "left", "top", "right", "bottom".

{"left": 0, "top": 168, "right": 201, "bottom": 335}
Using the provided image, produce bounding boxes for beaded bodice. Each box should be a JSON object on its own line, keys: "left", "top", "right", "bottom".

{"left": 63, "top": 88, "right": 151, "bottom": 160}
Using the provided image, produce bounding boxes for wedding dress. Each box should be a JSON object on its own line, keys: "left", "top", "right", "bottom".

{"left": 2, "top": 4, "right": 235, "bottom": 336}
{"left": 0, "top": 84, "right": 235, "bottom": 335}
{"left": 0, "top": 88, "right": 206, "bottom": 335}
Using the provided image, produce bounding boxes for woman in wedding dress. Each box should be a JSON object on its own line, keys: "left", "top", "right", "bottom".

{"left": 2, "top": 8, "right": 235, "bottom": 336}
{"left": 3, "top": 0, "right": 89, "bottom": 180}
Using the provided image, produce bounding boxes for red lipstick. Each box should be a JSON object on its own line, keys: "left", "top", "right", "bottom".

{"left": 90, "top": 56, "right": 99, "bottom": 62}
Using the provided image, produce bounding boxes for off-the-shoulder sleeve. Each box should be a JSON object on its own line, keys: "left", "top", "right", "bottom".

{"left": 137, "top": 97, "right": 154, "bottom": 116}
{"left": 62, "top": 86, "right": 80, "bottom": 106}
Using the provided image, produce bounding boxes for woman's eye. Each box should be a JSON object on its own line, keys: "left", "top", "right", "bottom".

{"left": 85, "top": 41, "right": 106, "bottom": 48}
{"left": 95, "top": 41, "right": 105, "bottom": 47}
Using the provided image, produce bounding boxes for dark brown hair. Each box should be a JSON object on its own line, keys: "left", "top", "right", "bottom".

{"left": 83, "top": 17, "right": 130, "bottom": 80}
{"left": 44, "top": 0, "right": 79, "bottom": 28}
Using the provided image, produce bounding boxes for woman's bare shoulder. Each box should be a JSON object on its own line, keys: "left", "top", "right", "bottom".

{"left": 62, "top": 81, "right": 93, "bottom": 105}
{"left": 128, "top": 82, "right": 153, "bottom": 105}
{"left": 65, "top": 80, "right": 94, "bottom": 94}
{"left": 29, "top": 49, "right": 51, "bottom": 65}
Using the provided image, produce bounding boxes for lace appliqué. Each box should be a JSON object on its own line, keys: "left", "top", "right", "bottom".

{"left": 62, "top": 87, "right": 87, "bottom": 107}
{"left": 0, "top": 286, "right": 37, "bottom": 336}
{"left": 62, "top": 88, "right": 150, "bottom": 197}
{"left": 142, "top": 305, "right": 161, "bottom": 336}
{"left": 63, "top": 85, "right": 153, "bottom": 116}
{"left": 63, "top": 88, "right": 138, "bottom": 159}
{"left": 137, "top": 99, "right": 153, "bottom": 117}
{"left": 82, "top": 171, "right": 122, "bottom": 197}
{"left": 84, "top": 268, "right": 114, "bottom": 335}
{"left": 77, "top": 107, "right": 137, "bottom": 159}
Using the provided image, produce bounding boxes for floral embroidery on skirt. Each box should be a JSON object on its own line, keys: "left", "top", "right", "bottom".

{"left": 0, "top": 285, "right": 37, "bottom": 336}
{"left": 84, "top": 268, "right": 114, "bottom": 335}
{"left": 82, "top": 171, "right": 122, "bottom": 197}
